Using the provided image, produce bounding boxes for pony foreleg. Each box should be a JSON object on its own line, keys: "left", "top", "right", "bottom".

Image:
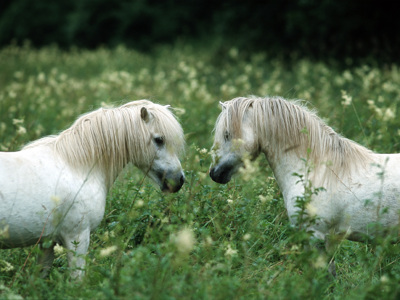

{"left": 313, "top": 236, "right": 336, "bottom": 277}
{"left": 38, "top": 242, "right": 55, "bottom": 278}
{"left": 62, "top": 228, "right": 90, "bottom": 280}
{"left": 325, "top": 236, "right": 337, "bottom": 277}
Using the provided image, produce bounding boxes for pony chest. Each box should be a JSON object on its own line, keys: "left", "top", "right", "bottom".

{"left": 282, "top": 186, "right": 350, "bottom": 225}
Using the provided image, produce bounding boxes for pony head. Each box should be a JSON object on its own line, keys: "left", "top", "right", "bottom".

{"left": 46, "top": 100, "right": 185, "bottom": 193}
{"left": 134, "top": 101, "right": 185, "bottom": 193}
{"left": 210, "top": 98, "right": 261, "bottom": 184}
{"left": 210, "top": 96, "right": 374, "bottom": 187}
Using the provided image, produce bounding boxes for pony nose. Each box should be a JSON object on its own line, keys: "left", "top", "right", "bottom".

{"left": 209, "top": 165, "right": 231, "bottom": 184}
{"left": 209, "top": 167, "right": 216, "bottom": 180}
{"left": 179, "top": 174, "right": 185, "bottom": 186}
{"left": 167, "top": 173, "right": 184, "bottom": 193}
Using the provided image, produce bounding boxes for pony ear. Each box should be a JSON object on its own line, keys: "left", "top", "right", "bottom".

{"left": 141, "top": 107, "right": 151, "bottom": 123}
{"left": 219, "top": 101, "right": 227, "bottom": 109}
{"left": 165, "top": 104, "right": 171, "bottom": 109}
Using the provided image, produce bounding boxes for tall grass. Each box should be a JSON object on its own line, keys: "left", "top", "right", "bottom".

{"left": 1, "top": 42, "right": 400, "bottom": 299}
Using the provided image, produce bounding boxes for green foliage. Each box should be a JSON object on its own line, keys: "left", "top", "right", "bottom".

{"left": 1, "top": 43, "right": 400, "bottom": 299}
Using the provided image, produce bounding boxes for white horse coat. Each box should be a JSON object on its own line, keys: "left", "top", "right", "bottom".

{"left": 0, "top": 100, "right": 185, "bottom": 278}
{"left": 210, "top": 96, "right": 400, "bottom": 243}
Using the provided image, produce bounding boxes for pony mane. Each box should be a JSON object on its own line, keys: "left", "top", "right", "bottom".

{"left": 24, "top": 100, "right": 184, "bottom": 188}
{"left": 216, "top": 96, "right": 374, "bottom": 184}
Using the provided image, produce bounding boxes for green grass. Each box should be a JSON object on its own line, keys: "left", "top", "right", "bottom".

{"left": 1, "top": 42, "right": 400, "bottom": 299}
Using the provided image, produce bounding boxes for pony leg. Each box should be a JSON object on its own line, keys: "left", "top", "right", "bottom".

{"left": 313, "top": 235, "right": 336, "bottom": 277}
{"left": 62, "top": 228, "right": 90, "bottom": 280}
{"left": 325, "top": 236, "right": 337, "bottom": 277}
{"left": 38, "top": 243, "right": 55, "bottom": 278}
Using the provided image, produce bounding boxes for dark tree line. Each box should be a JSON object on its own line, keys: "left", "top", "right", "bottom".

{"left": 0, "top": 0, "right": 399, "bottom": 62}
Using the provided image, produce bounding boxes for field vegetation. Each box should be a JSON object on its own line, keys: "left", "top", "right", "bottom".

{"left": 1, "top": 43, "right": 400, "bottom": 299}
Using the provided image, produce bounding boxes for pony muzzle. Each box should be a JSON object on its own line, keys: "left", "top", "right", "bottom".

{"left": 161, "top": 172, "right": 185, "bottom": 193}
{"left": 209, "top": 164, "right": 234, "bottom": 184}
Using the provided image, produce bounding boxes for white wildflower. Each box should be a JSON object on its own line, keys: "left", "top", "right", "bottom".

{"left": 290, "top": 245, "right": 300, "bottom": 252}
{"left": 0, "top": 122, "right": 5, "bottom": 134}
{"left": 341, "top": 90, "right": 352, "bottom": 107}
{"left": 306, "top": 203, "right": 318, "bottom": 217}
{"left": 0, "top": 225, "right": 9, "bottom": 239}
{"left": 53, "top": 243, "right": 65, "bottom": 256}
{"left": 259, "top": 195, "right": 272, "bottom": 203}
{"left": 199, "top": 148, "right": 208, "bottom": 155}
{"left": 383, "top": 108, "right": 395, "bottom": 122}
{"left": 367, "top": 99, "right": 375, "bottom": 108}
{"left": 225, "top": 244, "right": 238, "bottom": 257}
{"left": 343, "top": 70, "right": 353, "bottom": 81}
{"left": 380, "top": 275, "right": 389, "bottom": 284}
{"left": 16, "top": 126, "right": 26, "bottom": 135}
{"left": 174, "top": 107, "right": 186, "bottom": 116}
{"left": 0, "top": 260, "right": 14, "bottom": 272}
{"left": 205, "top": 236, "right": 213, "bottom": 246}
{"left": 239, "top": 157, "right": 257, "bottom": 181}
{"left": 102, "top": 231, "right": 110, "bottom": 242}
{"left": 135, "top": 199, "right": 144, "bottom": 208}
{"left": 14, "top": 71, "right": 24, "bottom": 79}
{"left": 313, "top": 255, "right": 326, "bottom": 269}
{"left": 0, "top": 283, "right": 22, "bottom": 300}
{"left": 244, "top": 64, "right": 253, "bottom": 73}
{"left": 172, "top": 228, "right": 196, "bottom": 254}
{"left": 101, "top": 101, "right": 113, "bottom": 109}
{"left": 99, "top": 245, "right": 118, "bottom": 257}
{"left": 243, "top": 233, "right": 251, "bottom": 241}
{"left": 228, "top": 48, "right": 238, "bottom": 59}
{"left": 12, "top": 119, "right": 24, "bottom": 125}
{"left": 51, "top": 195, "right": 61, "bottom": 205}
{"left": 198, "top": 172, "right": 207, "bottom": 180}
{"left": 59, "top": 73, "right": 67, "bottom": 81}
{"left": 37, "top": 72, "right": 46, "bottom": 83}
{"left": 8, "top": 91, "right": 17, "bottom": 98}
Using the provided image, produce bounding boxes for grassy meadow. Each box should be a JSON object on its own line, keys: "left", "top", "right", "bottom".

{"left": 1, "top": 43, "right": 400, "bottom": 299}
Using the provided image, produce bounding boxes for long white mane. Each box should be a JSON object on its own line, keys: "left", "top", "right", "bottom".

{"left": 215, "top": 96, "right": 374, "bottom": 183}
{"left": 24, "top": 100, "right": 184, "bottom": 188}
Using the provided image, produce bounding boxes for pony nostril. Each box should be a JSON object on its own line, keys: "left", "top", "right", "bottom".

{"left": 209, "top": 167, "right": 215, "bottom": 179}
{"left": 179, "top": 174, "right": 185, "bottom": 186}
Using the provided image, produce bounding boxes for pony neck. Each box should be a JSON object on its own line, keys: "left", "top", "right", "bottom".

{"left": 256, "top": 100, "right": 374, "bottom": 190}
{"left": 263, "top": 146, "right": 309, "bottom": 194}
{"left": 261, "top": 129, "right": 373, "bottom": 195}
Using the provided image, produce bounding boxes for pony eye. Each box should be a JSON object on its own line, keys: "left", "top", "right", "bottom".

{"left": 224, "top": 131, "right": 230, "bottom": 141}
{"left": 154, "top": 136, "right": 164, "bottom": 146}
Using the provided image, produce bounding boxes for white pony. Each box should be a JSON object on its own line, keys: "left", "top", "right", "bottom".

{"left": 210, "top": 96, "right": 400, "bottom": 273}
{"left": 0, "top": 100, "right": 185, "bottom": 279}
